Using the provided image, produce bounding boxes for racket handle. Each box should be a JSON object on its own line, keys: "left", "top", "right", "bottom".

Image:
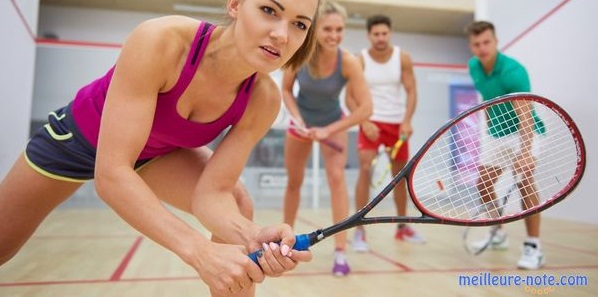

{"left": 390, "top": 134, "right": 407, "bottom": 159}
{"left": 248, "top": 234, "right": 311, "bottom": 265}
{"left": 322, "top": 139, "right": 343, "bottom": 152}
{"left": 290, "top": 122, "right": 343, "bottom": 153}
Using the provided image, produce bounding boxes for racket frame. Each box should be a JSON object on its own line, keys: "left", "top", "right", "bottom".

{"left": 249, "top": 93, "right": 586, "bottom": 256}
{"left": 303, "top": 93, "right": 586, "bottom": 247}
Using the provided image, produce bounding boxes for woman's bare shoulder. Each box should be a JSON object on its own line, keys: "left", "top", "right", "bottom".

{"left": 242, "top": 73, "right": 281, "bottom": 123}
{"left": 251, "top": 73, "right": 281, "bottom": 105}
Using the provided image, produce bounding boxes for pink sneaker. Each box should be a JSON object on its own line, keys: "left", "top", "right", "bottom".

{"left": 395, "top": 225, "right": 426, "bottom": 244}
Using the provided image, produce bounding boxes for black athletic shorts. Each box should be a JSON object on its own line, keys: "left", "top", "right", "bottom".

{"left": 25, "top": 103, "right": 152, "bottom": 182}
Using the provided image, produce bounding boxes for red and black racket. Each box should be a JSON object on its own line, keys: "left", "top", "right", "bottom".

{"left": 287, "top": 115, "right": 344, "bottom": 153}
{"left": 250, "top": 93, "right": 585, "bottom": 260}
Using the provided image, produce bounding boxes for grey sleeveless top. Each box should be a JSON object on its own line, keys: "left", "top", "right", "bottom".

{"left": 296, "top": 48, "right": 347, "bottom": 127}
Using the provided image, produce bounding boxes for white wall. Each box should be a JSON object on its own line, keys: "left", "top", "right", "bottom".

{"left": 34, "top": 5, "right": 471, "bottom": 122}
{"left": 477, "top": 0, "right": 597, "bottom": 224}
{"left": 0, "top": 1, "right": 37, "bottom": 179}
{"left": 38, "top": 5, "right": 471, "bottom": 63}
{"left": 33, "top": 5, "right": 472, "bottom": 207}
{"left": 34, "top": 7, "right": 471, "bottom": 130}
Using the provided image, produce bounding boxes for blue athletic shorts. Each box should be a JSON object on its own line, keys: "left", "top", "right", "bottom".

{"left": 25, "top": 103, "right": 152, "bottom": 182}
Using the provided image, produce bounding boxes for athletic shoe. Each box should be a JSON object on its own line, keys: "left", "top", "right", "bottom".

{"left": 517, "top": 242, "right": 545, "bottom": 270}
{"left": 395, "top": 225, "right": 426, "bottom": 244}
{"left": 332, "top": 250, "right": 350, "bottom": 276}
{"left": 472, "top": 229, "right": 509, "bottom": 250}
{"left": 352, "top": 228, "right": 369, "bottom": 252}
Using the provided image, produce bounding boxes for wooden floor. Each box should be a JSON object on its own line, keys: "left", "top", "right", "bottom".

{"left": 0, "top": 206, "right": 596, "bottom": 297}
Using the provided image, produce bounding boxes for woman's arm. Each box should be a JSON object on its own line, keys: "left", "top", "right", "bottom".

{"left": 94, "top": 18, "right": 263, "bottom": 293}
{"left": 344, "top": 53, "right": 364, "bottom": 113}
{"left": 281, "top": 69, "right": 305, "bottom": 127}
{"left": 95, "top": 18, "right": 207, "bottom": 261}
{"left": 318, "top": 49, "right": 372, "bottom": 138}
{"left": 345, "top": 54, "right": 378, "bottom": 141}
{"left": 192, "top": 73, "right": 312, "bottom": 270}
{"left": 192, "top": 74, "right": 280, "bottom": 246}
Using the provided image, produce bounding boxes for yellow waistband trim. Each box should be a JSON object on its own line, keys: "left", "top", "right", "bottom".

{"left": 23, "top": 152, "right": 88, "bottom": 183}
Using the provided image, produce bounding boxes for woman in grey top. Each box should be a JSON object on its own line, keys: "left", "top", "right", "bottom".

{"left": 280, "top": 0, "right": 372, "bottom": 277}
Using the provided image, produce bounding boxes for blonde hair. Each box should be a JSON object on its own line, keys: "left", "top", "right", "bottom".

{"left": 282, "top": 0, "right": 322, "bottom": 71}
{"left": 307, "top": 1, "right": 347, "bottom": 78}
{"left": 222, "top": 0, "right": 321, "bottom": 71}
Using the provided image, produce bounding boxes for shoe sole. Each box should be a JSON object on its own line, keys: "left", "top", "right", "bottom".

{"left": 397, "top": 237, "right": 427, "bottom": 244}
{"left": 517, "top": 258, "right": 545, "bottom": 270}
{"left": 353, "top": 247, "right": 369, "bottom": 252}
{"left": 517, "top": 263, "right": 545, "bottom": 270}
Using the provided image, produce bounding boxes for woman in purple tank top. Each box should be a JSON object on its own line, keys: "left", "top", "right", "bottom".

{"left": 0, "top": 0, "right": 320, "bottom": 295}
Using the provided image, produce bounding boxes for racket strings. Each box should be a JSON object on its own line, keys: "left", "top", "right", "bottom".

{"left": 410, "top": 98, "right": 580, "bottom": 222}
{"left": 370, "top": 146, "right": 392, "bottom": 189}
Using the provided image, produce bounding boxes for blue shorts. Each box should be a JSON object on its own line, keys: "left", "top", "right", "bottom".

{"left": 25, "top": 103, "right": 152, "bottom": 182}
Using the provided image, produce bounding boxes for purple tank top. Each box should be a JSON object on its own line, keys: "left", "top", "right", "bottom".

{"left": 71, "top": 22, "right": 257, "bottom": 159}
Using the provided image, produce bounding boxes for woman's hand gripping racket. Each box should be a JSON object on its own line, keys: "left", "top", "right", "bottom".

{"left": 249, "top": 93, "right": 586, "bottom": 262}
{"left": 371, "top": 135, "right": 406, "bottom": 189}
{"left": 288, "top": 116, "right": 343, "bottom": 153}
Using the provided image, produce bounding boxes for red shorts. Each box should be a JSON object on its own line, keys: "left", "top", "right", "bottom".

{"left": 357, "top": 121, "right": 409, "bottom": 162}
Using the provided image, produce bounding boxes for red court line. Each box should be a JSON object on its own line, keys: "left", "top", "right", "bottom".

{"left": 413, "top": 264, "right": 598, "bottom": 274}
{"left": 10, "top": 0, "right": 36, "bottom": 41}
{"left": 413, "top": 62, "right": 467, "bottom": 70}
{"left": 36, "top": 38, "right": 122, "bottom": 49}
{"left": 2, "top": 264, "right": 597, "bottom": 287}
{"left": 296, "top": 215, "right": 415, "bottom": 270}
{"left": 109, "top": 236, "right": 144, "bottom": 281}
{"left": 32, "top": 234, "right": 137, "bottom": 240}
{"left": 368, "top": 250, "right": 413, "bottom": 271}
{"left": 500, "top": 0, "right": 571, "bottom": 51}
{"left": 510, "top": 234, "right": 598, "bottom": 257}
{"left": 33, "top": 39, "right": 467, "bottom": 70}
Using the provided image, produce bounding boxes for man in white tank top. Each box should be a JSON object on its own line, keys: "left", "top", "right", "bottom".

{"left": 346, "top": 15, "right": 424, "bottom": 251}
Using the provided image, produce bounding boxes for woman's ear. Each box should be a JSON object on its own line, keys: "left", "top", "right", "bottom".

{"left": 227, "top": 0, "right": 240, "bottom": 19}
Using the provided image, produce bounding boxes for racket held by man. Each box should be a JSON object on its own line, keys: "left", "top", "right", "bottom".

{"left": 370, "top": 135, "right": 406, "bottom": 189}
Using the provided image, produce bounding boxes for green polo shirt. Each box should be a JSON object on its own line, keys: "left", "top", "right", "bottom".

{"left": 468, "top": 52, "right": 544, "bottom": 137}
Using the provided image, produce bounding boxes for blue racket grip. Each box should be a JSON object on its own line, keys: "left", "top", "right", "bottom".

{"left": 248, "top": 234, "right": 311, "bottom": 265}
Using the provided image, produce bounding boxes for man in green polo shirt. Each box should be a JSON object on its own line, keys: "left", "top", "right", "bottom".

{"left": 467, "top": 20, "right": 545, "bottom": 270}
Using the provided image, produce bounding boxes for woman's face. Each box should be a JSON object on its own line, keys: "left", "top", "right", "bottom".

{"left": 316, "top": 12, "right": 345, "bottom": 51}
{"left": 229, "top": 0, "right": 318, "bottom": 72}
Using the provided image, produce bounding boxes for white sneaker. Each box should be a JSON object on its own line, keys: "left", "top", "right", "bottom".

{"left": 472, "top": 229, "right": 509, "bottom": 250}
{"left": 517, "top": 242, "right": 545, "bottom": 270}
{"left": 352, "top": 228, "right": 369, "bottom": 252}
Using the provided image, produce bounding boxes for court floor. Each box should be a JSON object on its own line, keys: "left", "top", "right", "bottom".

{"left": 0, "top": 206, "right": 596, "bottom": 297}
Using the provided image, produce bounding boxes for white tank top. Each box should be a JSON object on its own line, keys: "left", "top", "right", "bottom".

{"left": 361, "top": 46, "right": 405, "bottom": 123}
